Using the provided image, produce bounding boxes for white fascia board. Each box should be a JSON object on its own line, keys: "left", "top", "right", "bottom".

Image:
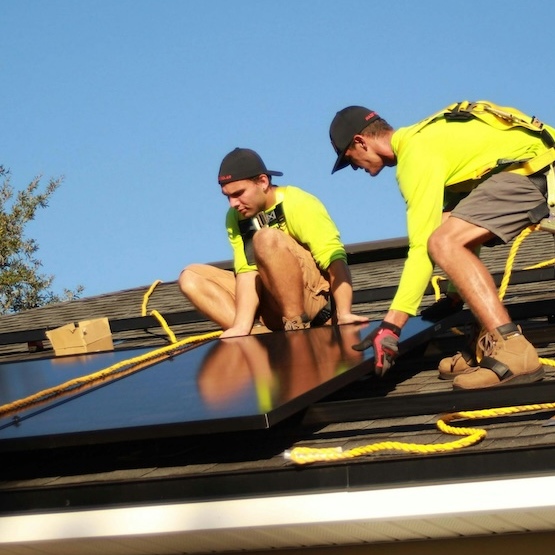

{"left": 2, "top": 474, "right": 555, "bottom": 544}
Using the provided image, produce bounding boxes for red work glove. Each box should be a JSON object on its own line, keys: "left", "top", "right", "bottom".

{"left": 352, "top": 321, "right": 401, "bottom": 377}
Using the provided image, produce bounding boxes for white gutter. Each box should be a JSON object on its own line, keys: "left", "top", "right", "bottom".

{"left": 2, "top": 474, "right": 555, "bottom": 549}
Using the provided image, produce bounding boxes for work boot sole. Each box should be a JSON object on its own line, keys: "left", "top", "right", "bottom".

{"left": 452, "top": 365, "right": 547, "bottom": 390}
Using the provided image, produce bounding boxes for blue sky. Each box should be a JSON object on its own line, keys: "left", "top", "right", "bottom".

{"left": 3, "top": 0, "right": 555, "bottom": 298}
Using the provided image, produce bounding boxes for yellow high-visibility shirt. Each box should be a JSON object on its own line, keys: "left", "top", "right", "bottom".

{"left": 390, "top": 114, "right": 555, "bottom": 315}
{"left": 226, "top": 185, "right": 347, "bottom": 275}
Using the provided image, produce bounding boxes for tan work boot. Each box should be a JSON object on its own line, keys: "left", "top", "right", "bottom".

{"left": 438, "top": 323, "right": 484, "bottom": 379}
{"left": 453, "top": 323, "right": 544, "bottom": 390}
{"left": 282, "top": 313, "right": 311, "bottom": 331}
{"left": 438, "top": 351, "right": 476, "bottom": 380}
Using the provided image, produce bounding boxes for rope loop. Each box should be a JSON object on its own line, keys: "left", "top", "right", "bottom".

{"left": 286, "top": 402, "right": 555, "bottom": 465}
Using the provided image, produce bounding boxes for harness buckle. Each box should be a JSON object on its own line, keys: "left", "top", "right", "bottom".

{"left": 444, "top": 102, "right": 477, "bottom": 122}
{"left": 253, "top": 211, "right": 270, "bottom": 230}
{"left": 444, "top": 111, "right": 475, "bottom": 122}
{"left": 539, "top": 210, "right": 555, "bottom": 233}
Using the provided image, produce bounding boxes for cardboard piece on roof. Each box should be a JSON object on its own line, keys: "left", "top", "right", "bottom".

{"left": 46, "top": 317, "right": 113, "bottom": 356}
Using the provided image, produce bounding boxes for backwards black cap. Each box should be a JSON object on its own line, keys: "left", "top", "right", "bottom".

{"left": 218, "top": 148, "right": 283, "bottom": 186}
{"left": 329, "top": 106, "right": 380, "bottom": 173}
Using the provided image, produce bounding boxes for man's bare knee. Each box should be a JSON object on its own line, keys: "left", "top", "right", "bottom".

{"left": 178, "top": 264, "right": 205, "bottom": 296}
{"left": 252, "top": 228, "right": 284, "bottom": 261}
{"left": 427, "top": 228, "right": 453, "bottom": 265}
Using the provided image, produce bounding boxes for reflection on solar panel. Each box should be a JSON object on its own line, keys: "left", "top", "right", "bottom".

{"left": 0, "top": 318, "right": 439, "bottom": 451}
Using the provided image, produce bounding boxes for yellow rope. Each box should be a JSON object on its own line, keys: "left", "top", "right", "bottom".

{"left": 429, "top": 275, "right": 466, "bottom": 335}
{"left": 150, "top": 309, "right": 177, "bottom": 344}
{"left": 427, "top": 225, "right": 554, "bottom": 365}
{"left": 430, "top": 224, "right": 553, "bottom": 302}
{"left": 285, "top": 402, "right": 555, "bottom": 465}
{"left": 0, "top": 330, "right": 221, "bottom": 418}
{"left": 430, "top": 275, "right": 447, "bottom": 301}
{"left": 289, "top": 226, "right": 555, "bottom": 465}
{"left": 140, "top": 279, "right": 177, "bottom": 343}
{"left": 0, "top": 280, "right": 222, "bottom": 418}
{"left": 488, "top": 224, "right": 555, "bottom": 367}
{"left": 497, "top": 224, "right": 538, "bottom": 301}
{"left": 141, "top": 279, "right": 162, "bottom": 316}
{"left": 524, "top": 258, "right": 555, "bottom": 270}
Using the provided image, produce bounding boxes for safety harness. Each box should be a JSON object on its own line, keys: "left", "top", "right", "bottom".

{"left": 237, "top": 202, "right": 334, "bottom": 327}
{"left": 414, "top": 100, "right": 555, "bottom": 231}
{"left": 238, "top": 203, "right": 286, "bottom": 265}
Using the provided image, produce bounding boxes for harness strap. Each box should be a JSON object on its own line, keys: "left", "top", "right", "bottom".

{"left": 311, "top": 298, "right": 334, "bottom": 327}
{"left": 415, "top": 100, "right": 555, "bottom": 206}
{"left": 238, "top": 203, "right": 286, "bottom": 265}
{"left": 237, "top": 204, "right": 339, "bottom": 320}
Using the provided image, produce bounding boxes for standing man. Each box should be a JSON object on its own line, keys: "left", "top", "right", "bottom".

{"left": 179, "top": 147, "right": 368, "bottom": 338}
{"left": 328, "top": 100, "right": 554, "bottom": 389}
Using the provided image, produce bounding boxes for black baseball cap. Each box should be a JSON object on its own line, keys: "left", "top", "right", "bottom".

{"left": 329, "top": 106, "right": 380, "bottom": 173}
{"left": 218, "top": 148, "right": 283, "bottom": 186}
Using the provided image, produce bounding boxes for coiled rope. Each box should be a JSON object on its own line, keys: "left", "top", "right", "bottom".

{"left": 285, "top": 402, "right": 555, "bottom": 465}
{"left": 0, "top": 281, "right": 221, "bottom": 418}
{"left": 286, "top": 225, "right": 555, "bottom": 465}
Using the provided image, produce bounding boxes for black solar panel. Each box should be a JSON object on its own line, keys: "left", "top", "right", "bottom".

{"left": 0, "top": 318, "right": 439, "bottom": 451}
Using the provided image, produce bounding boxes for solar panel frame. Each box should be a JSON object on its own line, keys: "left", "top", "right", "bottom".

{"left": 0, "top": 318, "right": 443, "bottom": 452}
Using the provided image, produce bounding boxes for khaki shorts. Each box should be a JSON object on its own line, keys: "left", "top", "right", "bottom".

{"left": 451, "top": 171, "right": 548, "bottom": 246}
{"left": 190, "top": 234, "right": 330, "bottom": 330}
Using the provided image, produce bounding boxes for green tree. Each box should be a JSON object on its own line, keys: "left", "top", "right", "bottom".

{"left": 0, "top": 165, "right": 83, "bottom": 314}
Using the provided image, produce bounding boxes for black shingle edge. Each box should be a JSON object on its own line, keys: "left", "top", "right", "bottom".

{"left": 0, "top": 268, "right": 552, "bottom": 347}
{"left": 302, "top": 380, "right": 555, "bottom": 426}
{"left": 1, "top": 442, "right": 555, "bottom": 516}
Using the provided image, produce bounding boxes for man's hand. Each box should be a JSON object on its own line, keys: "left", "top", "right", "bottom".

{"left": 220, "top": 325, "right": 252, "bottom": 339}
{"left": 352, "top": 321, "right": 401, "bottom": 376}
{"left": 336, "top": 313, "right": 370, "bottom": 326}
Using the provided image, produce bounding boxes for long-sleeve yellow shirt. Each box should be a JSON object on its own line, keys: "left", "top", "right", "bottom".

{"left": 226, "top": 185, "right": 347, "bottom": 275}
{"left": 390, "top": 106, "right": 555, "bottom": 315}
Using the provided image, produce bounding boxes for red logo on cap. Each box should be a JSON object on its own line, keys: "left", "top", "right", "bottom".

{"left": 365, "top": 112, "right": 377, "bottom": 121}
{"left": 219, "top": 174, "right": 232, "bottom": 182}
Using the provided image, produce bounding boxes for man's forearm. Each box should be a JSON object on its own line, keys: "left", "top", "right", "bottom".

{"left": 232, "top": 271, "right": 261, "bottom": 331}
{"left": 327, "top": 259, "right": 354, "bottom": 317}
{"left": 383, "top": 308, "right": 410, "bottom": 330}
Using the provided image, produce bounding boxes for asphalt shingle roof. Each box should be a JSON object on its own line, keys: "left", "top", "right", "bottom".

{"left": 1, "top": 231, "right": 555, "bottom": 554}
